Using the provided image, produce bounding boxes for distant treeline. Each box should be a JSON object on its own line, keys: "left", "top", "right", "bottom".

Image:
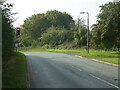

{"left": 2, "top": 1, "right": 120, "bottom": 61}
{"left": 20, "top": 2, "right": 120, "bottom": 51}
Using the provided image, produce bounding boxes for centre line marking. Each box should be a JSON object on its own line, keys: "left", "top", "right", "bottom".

{"left": 90, "top": 74, "right": 120, "bottom": 89}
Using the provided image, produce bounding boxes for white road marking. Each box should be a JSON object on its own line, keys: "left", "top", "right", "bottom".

{"left": 91, "top": 59, "right": 119, "bottom": 67}
{"left": 71, "top": 66, "right": 82, "bottom": 71}
{"left": 75, "top": 55, "right": 83, "bottom": 58}
{"left": 92, "top": 59, "right": 98, "bottom": 61}
{"left": 24, "top": 53, "right": 29, "bottom": 55}
{"left": 78, "top": 56, "right": 83, "bottom": 58}
{"left": 90, "top": 74, "right": 120, "bottom": 89}
{"left": 78, "top": 69, "right": 82, "bottom": 71}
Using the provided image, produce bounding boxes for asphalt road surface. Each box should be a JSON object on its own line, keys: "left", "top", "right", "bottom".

{"left": 24, "top": 52, "right": 119, "bottom": 88}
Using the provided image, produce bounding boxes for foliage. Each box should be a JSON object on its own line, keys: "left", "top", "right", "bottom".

{"left": 40, "top": 27, "right": 73, "bottom": 47}
{"left": 74, "top": 18, "right": 87, "bottom": 47}
{"left": 20, "top": 10, "right": 75, "bottom": 47}
{"left": 20, "top": 2, "right": 120, "bottom": 51}
{"left": 2, "top": 2, "right": 15, "bottom": 59}
{"left": 21, "top": 14, "right": 50, "bottom": 42}
{"left": 91, "top": 2, "right": 120, "bottom": 50}
{"left": 46, "top": 10, "right": 75, "bottom": 30}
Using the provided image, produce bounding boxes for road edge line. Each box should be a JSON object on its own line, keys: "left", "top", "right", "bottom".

{"left": 90, "top": 74, "right": 120, "bottom": 89}
{"left": 75, "top": 55, "right": 119, "bottom": 67}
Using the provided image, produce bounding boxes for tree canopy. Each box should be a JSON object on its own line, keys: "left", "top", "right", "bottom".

{"left": 91, "top": 2, "right": 120, "bottom": 50}
{"left": 20, "top": 10, "right": 75, "bottom": 47}
{"left": 2, "top": 2, "right": 15, "bottom": 60}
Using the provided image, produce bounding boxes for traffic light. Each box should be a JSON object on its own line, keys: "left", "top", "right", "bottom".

{"left": 16, "top": 27, "right": 20, "bottom": 37}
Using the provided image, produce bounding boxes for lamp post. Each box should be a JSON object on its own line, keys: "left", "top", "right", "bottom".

{"left": 80, "top": 12, "right": 89, "bottom": 53}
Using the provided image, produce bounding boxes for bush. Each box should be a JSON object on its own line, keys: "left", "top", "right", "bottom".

{"left": 41, "top": 27, "right": 73, "bottom": 47}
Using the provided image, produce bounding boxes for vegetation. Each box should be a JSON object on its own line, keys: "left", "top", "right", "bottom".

{"left": 91, "top": 2, "right": 120, "bottom": 50}
{"left": 2, "top": 2, "right": 15, "bottom": 60}
{"left": 20, "top": 48, "right": 119, "bottom": 65}
{"left": 19, "top": 1, "right": 120, "bottom": 51}
{"left": 20, "top": 10, "right": 75, "bottom": 47}
{"left": 2, "top": 52, "right": 27, "bottom": 88}
{"left": 1, "top": 1, "right": 27, "bottom": 88}
{"left": 18, "top": 1, "right": 120, "bottom": 65}
{"left": 78, "top": 49, "right": 119, "bottom": 65}
{"left": 41, "top": 27, "right": 73, "bottom": 47}
{"left": 74, "top": 18, "right": 87, "bottom": 47}
{"left": 1, "top": 1, "right": 120, "bottom": 87}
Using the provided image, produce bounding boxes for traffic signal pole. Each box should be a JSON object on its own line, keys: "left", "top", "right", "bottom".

{"left": 15, "top": 27, "right": 20, "bottom": 52}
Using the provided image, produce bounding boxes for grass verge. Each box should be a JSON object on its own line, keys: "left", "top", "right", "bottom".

{"left": 78, "top": 49, "right": 119, "bottom": 65}
{"left": 2, "top": 52, "right": 27, "bottom": 88}
{"left": 20, "top": 48, "right": 119, "bottom": 65}
{"left": 20, "top": 48, "right": 81, "bottom": 53}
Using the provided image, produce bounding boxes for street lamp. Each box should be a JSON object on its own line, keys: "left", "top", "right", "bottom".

{"left": 80, "top": 12, "right": 89, "bottom": 54}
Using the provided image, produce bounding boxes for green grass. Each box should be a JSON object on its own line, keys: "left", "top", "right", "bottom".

{"left": 78, "top": 49, "right": 119, "bottom": 65}
{"left": 20, "top": 48, "right": 81, "bottom": 53}
{"left": 2, "top": 52, "right": 27, "bottom": 88}
{"left": 100, "top": 58, "right": 118, "bottom": 64}
{"left": 20, "top": 47, "right": 119, "bottom": 65}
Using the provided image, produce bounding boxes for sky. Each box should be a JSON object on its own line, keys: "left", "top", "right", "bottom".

{"left": 7, "top": 0, "right": 113, "bottom": 28}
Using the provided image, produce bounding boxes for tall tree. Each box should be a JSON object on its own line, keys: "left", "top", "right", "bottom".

{"left": 2, "top": 2, "right": 15, "bottom": 59}
{"left": 74, "top": 18, "right": 87, "bottom": 47}
{"left": 91, "top": 2, "right": 120, "bottom": 50}
{"left": 20, "top": 14, "right": 51, "bottom": 46}
{"left": 20, "top": 10, "right": 75, "bottom": 47}
{"left": 46, "top": 10, "right": 75, "bottom": 30}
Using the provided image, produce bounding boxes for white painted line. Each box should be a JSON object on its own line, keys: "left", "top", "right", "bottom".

{"left": 91, "top": 59, "right": 119, "bottom": 67}
{"left": 79, "top": 56, "right": 83, "bottom": 58}
{"left": 24, "top": 53, "right": 29, "bottom": 55}
{"left": 75, "top": 55, "right": 83, "bottom": 58}
{"left": 71, "top": 66, "right": 74, "bottom": 67}
{"left": 90, "top": 74, "right": 120, "bottom": 89}
{"left": 78, "top": 69, "right": 82, "bottom": 71}
{"left": 71, "top": 66, "right": 82, "bottom": 71}
{"left": 92, "top": 59, "right": 97, "bottom": 61}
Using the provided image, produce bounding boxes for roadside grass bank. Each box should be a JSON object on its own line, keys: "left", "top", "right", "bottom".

{"left": 2, "top": 52, "right": 27, "bottom": 88}
{"left": 19, "top": 47, "right": 119, "bottom": 65}
{"left": 19, "top": 47, "right": 81, "bottom": 53}
{"left": 78, "top": 49, "right": 119, "bottom": 65}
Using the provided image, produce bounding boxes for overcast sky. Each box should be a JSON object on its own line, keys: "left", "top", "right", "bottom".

{"left": 7, "top": 0, "right": 113, "bottom": 27}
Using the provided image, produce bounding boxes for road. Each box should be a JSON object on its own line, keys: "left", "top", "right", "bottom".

{"left": 24, "top": 52, "right": 119, "bottom": 88}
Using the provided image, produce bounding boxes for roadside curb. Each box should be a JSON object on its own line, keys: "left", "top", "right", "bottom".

{"left": 75, "top": 55, "right": 119, "bottom": 67}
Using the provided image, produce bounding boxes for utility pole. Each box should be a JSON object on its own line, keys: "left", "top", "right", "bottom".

{"left": 80, "top": 12, "right": 89, "bottom": 53}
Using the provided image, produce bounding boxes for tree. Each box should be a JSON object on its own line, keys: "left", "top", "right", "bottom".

{"left": 90, "top": 22, "right": 104, "bottom": 49}
{"left": 46, "top": 10, "right": 75, "bottom": 30}
{"left": 20, "top": 10, "right": 75, "bottom": 47}
{"left": 91, "top": 2, "right": 120, "bottom": 50}
{"left": 74, "top": 18, "right": 87, "bottom": 47}
{"left": 20, "top": 14, "right": 51, "bottom": 46}
{"left": 2, "top": 2, "right": 15, "bottom": 59}
{"left": 40, "top": 27, "right": 72, "bottom": 47}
